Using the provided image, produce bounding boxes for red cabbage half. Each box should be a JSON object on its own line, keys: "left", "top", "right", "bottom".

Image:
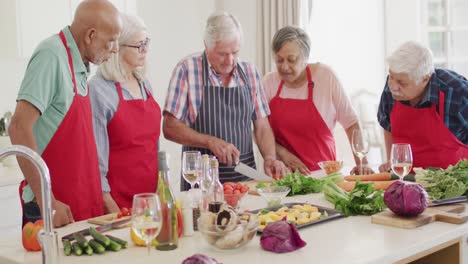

{"left": 260, "top": 218, "right": 306, "bottom": 253}
{"left": 384, "top": 181, "right": 428, "bottom": 217}
{"left": 182, "top": 254, "right": 221, "bottom": 264}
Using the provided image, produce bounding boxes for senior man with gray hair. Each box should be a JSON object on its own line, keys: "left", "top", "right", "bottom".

{"left": 377, "top": 41, "right": 468, "bottom": 172}
{"left": 163, "top": 12, "right": 286, "bottom": 190}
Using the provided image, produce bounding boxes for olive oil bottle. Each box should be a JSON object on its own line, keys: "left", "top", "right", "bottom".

{"left": 155, "top": 151, "right": 178, "bottom": 250}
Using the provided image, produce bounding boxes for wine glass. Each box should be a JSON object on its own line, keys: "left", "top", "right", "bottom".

{"left": 390, "top": 143, "right": 413, "bottom": 180}
{"left": 182, "top": 151, "right": 201, "bottom": 190}
{"left": 351, "top": 128, "right": 370, "bottom": 175}
{"left": 132, "top": 193, "right": 162, "bottom": 255}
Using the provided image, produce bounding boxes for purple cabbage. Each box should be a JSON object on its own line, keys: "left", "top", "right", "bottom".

{"left": 181, "top": 254, "right": 221, "bottom": 264}
{"left": 384, "top": 181, "right": 428, "bottom": 217}
{"left": 260, "top": 218, "right": 307, "bottom": 253}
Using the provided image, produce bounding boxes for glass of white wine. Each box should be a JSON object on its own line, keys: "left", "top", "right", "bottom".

{"left": 351, "top": 128, "right": 370, "bottom": 175}
{"left": 132, "top": 193, "right": 162, "bottom": 255}
{"left": 390, "top": 143, "right": 413, "bottom": 180}
{"left": 182, "top": 151, "right": 201, "bottom": 190}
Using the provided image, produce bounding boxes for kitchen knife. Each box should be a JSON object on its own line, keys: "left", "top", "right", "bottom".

{"left": 234, "top": 162, "right": 274, "bottom": 182}
{"left": 428, "top": 196, "right": 467, "bottom": 207}
{"left": 61, "top": 218, "right": 131, "bottom": 241}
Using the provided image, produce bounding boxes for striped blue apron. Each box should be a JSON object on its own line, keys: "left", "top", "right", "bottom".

{"left": 181, "top": 53, "right": 256, "bottom": 191}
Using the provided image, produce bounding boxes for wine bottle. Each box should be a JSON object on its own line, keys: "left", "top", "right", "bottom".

{"left": 155, "top": 151, "right": 178, "bottom": 250}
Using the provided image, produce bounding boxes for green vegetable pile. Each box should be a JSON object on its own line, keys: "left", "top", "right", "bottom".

{"left": 322, "top": 180, "right": 386, "bottom": 216}
{"left": 256, "top": 171, "right": 344, "bottom": 196}
{"left": 415, "top": 159, "right": 468, "bottom": 200}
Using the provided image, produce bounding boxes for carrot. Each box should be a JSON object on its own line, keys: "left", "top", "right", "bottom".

{"left": 337, "top": 180, "right": 397, "bottom": 192}
{"left": 344, "top": 172, "right": 392, "bottom": 181}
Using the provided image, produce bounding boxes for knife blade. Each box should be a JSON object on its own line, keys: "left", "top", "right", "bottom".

{"left": 234, "top": 162, "right": 273, "bottom": 182}
{"left": 428, "top": 196, "right": 467, "bottom": 207}
{"left": 61, "top": 218, "right": 131, "bottom": 241}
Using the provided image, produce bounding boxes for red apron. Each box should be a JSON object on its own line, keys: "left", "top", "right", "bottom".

{"left": 391, "top": 91, "right": 468, "bottom": 169}
{"left": 106, "top": 82, "right": 161, "bottom": 209}
{"left": 20, "top": 31, "right": 104, "bottom": 222}
{"left": 268, "top": 66, "right": 336, "bottom": 171}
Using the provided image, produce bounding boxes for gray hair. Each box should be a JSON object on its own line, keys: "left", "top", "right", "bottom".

{"left": 204, "top": 11, "right": 243, "bottom": 49}
{"left": 387, "top": 41, "right": 434, "bottom": 83}
{"left": 272, "top": 26, "right": 311, "bottom": 60}
{"left": 99, "top": 13, "right": 147, "bottom": 82}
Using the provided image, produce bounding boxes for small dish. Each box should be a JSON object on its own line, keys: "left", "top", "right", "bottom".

{"left": 256, "top": 186, "right": 291, "bottom": 207}
{"left": 317, "top": 160, "right": 343, "bottom": 175}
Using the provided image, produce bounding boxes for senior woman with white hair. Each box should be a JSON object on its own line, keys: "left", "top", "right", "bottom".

{"left": 89, "top": 14, "right": 161, "bottom": 212}
{"left": 263, "top": 26, "right": 372, "bottom": 176}
{"left": 163, "top": 11, "right": 286, "bottom": 191}
{"left": 377, "top": 41, "right": 468, "bottom": 172}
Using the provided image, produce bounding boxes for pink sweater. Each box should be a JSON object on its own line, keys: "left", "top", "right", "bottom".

{"left": 262, "top": 63, "right": 358, "bottom": 132}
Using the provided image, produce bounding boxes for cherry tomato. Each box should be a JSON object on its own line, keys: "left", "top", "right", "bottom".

{"left": 224, "top": 188, "right": 233, "bottom": 195}
{"left": 233, "top": 189, "right": 241, "bottom": 194}
{"left": 117, "top": 212, "right": 123, "bottom": 218}
{"left": 121, "top": 207, "right": 129, "bottom": 216}
{"left": 240, "top": 185, "right": 249, "bottom": 193}
{"left": 235, "top": 182, "right": 244, "bottom": 190}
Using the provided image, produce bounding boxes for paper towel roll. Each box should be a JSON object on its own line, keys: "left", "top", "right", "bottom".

{"left": 0, "top": 136, "right": 18, "bottom": 167}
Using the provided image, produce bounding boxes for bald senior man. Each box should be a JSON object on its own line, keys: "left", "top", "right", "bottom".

{"left": 9, "top": 0, "right": 122, "bottom": 227}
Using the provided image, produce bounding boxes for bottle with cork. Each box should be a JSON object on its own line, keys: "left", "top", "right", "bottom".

{"left": 208, "top": 157, "right": 224, "bottom": 213}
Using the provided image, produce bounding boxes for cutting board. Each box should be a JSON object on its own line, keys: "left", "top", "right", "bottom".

{"left": 87, "top": 213, "right": 131, "bottom": 228}
{"left": 371, "top": 204, "right": 468, "bottom": 229}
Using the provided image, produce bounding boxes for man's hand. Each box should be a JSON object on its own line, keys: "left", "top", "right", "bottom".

{"left": 378, "top": 161, "right": 391, "bottom": 173}
{"left": 102, "top": 192, "right": 120, "bottom": 214}
{"left": 349, "top": 165, "right": 374, "bottom": 175}
{"left": 279, "top": 151, "right": 311, "bottom": 175}
{"left": 264, "top": 158, "right": 287, "bottom": 180}
{"left": 207, "top": 137, "right": 240, "bottom": 166}
{"left": 51, "top": 199, "right": 74, "bottom": 227}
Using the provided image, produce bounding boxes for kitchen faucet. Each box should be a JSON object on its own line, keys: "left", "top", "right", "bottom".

{"left": 0, "top": 145, "right": 57, "bottom": 264}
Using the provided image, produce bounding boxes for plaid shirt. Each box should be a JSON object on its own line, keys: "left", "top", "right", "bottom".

{"left": 377, "top": 68, "right": 468, "bottom": 145}
{"left": 164, "top": 52, "right": 270, "bottom": 125}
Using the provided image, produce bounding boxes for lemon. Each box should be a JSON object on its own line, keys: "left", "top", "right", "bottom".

{"left": 130, "top": 228, "right": 158, "bottom": 247}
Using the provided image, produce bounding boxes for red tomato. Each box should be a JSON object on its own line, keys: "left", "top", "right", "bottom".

{"left": 224, "top": 188, "right": 233, "bottom": 195}
{"left": 223, "top": 185, "right": 234, "bottom": 192}
{"left": 233, "top": 189, "right": 241, "bottom": 194}
{"left": 240, "top": 185, "right": 249, "bottom": 193}
{"left": 235, "top": 182, "right": 244, "bottom": 190}
{"left": 117, "top": 212, "right": 123, "bottom": 218}
{"left": 223, "top": 182, "right": 235, "bottom": 187}
{"left": 121, "top": 207, "right": 129, "bottom": 216}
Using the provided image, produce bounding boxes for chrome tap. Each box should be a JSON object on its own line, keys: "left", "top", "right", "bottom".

{"left": 0, "top": 145, "right": 57, "bottom": 264}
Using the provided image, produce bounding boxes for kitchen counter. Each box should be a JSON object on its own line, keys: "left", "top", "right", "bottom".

{"left": 1, "top": 192, "right": 467, "bottom": 264}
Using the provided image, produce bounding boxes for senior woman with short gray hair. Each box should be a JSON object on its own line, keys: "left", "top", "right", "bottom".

{"left": 377, "top": 41, "right": 468, "bottom": 172}
{"left": 163, "top": 11, "right": 286, "bottom": 191}
{"left": 88, "top": 14, "right": 161, "bottom": 213}
{"left": 263, "top": 25, "right": 372, "bottom": 176}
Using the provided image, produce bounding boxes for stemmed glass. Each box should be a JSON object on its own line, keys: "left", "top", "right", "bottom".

{"left": 182, "top": 151, "right": 201, "bottom": 190}
{"left": 131, "top": 193, "right": 162, "bottom": 255}
{"left": 390, "top": 143, "right": 413, "bottom": 180}
{"left": 351, "top": 128, "right": 370, "bottom": 175}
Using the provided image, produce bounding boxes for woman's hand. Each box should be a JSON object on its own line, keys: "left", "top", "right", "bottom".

{"left": 378, "top": 161, "right": 391, "bottom": 173}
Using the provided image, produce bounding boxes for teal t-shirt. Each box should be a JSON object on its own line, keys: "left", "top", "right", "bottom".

{"left": 18, "top": 26, "right": 89, "bottom": 203}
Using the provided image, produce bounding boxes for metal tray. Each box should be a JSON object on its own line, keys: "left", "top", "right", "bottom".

{"left": 250, "top": 202, "right": 345, "bottom": 233}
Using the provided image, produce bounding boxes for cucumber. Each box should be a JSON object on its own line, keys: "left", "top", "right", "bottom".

{"left": 73, "top": 232, "right": 89, "bottom": 248}
{"left": 89, "top": 227, "right": 110, "bottom": 247}
{"left": 106, "top": 235, "right": 128, "bottom": 248}
{"left": 62, "top": 239, "right": 72, "bottom": 256}
{"left": 71, "top": 241, "right": 82, "bottom": 256}
{"left": 89, "top": 239, "right": 106, "bottom": 254}
{"left": 106, "top": 239, "right": 122, "bottom": 252}
{"left": 82, "top": 245, "right": 93, "bottom": 256}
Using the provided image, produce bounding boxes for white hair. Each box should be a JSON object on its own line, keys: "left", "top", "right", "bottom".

{"left": 387, "top": 41, "right": 434, "bottom": 83}
{"left": 99, "top": 13, "right": 147, "bottom": 82}
{"left": 204, "top": 11, "right": 243, "bottom": 49}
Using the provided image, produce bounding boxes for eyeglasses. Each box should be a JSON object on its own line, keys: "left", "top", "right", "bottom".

{"left": 121, "top": 38, "right": 150, "bottom": 53}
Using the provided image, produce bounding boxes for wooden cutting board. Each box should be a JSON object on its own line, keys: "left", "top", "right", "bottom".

{"left": 371, "top": 204, "right": 468, "bottom": 229}
{"left": 87, "top": 213, "right": 131, "bottom": 228}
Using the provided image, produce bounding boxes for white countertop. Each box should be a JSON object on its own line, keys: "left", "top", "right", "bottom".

{"left": 1, "top": 192, "right": 467, "bottom": 264}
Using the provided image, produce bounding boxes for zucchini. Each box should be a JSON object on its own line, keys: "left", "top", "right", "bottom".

{"left": 73, "top": 232, "right": 89, "bottom": 248}
{"left": 89, "top": 239, "right": 106, "bottom": 254}
{"left": 62, "top": 239, "right": 72, "bottom": 256}
{"left": 106, "top": 235, "right": 128, "bottom": 248}
{"left": 82, "top": 245, "right": 93, "bottom": 256}
{"left": 71, "top": 241, "right": 82, "bottom": 256}
{"left": 106, "top": 239, "right": 122, "bottom": 252}
{"left": 89, "top": 227, "right": 110, "bottom": 247}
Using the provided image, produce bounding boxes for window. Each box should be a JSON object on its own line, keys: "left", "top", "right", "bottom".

{"left": 422, "top": 0, "right": 468, "bottom": 76}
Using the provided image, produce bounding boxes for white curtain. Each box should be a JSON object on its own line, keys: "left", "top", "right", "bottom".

{"left": 256, "top": 0, "right": 313, "bottom": 75}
